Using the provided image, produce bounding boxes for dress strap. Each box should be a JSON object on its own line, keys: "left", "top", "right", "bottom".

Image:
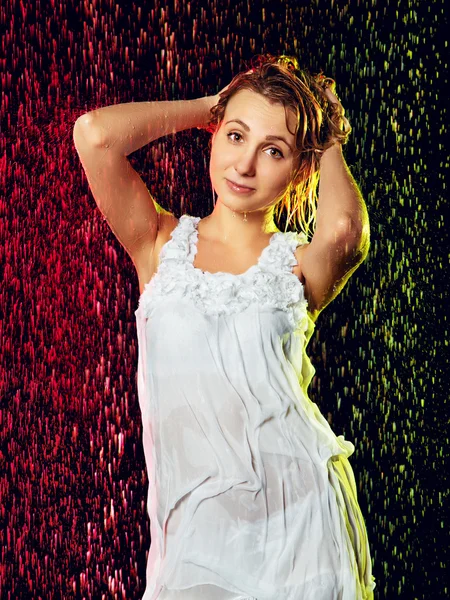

{"left": 258, "top": 229, "right": 309, "bottom": 276}
{"left": 158, "top": 214, "right": 200, "bottom": 265}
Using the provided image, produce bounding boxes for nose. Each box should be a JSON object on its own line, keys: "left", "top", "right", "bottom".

{"left": 234, "top": 147, "right": 257, "bottom": 178}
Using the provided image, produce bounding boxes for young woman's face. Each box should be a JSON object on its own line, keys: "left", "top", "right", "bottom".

{"left": 210, "top": 89, "right": 298, "bottom": 214}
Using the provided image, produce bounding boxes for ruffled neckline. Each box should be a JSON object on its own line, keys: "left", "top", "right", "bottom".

{"left": 188, "top": 215, "right": 285, "bottom": 279}
{"left": 136, "top": 214, "right": 310, "bottom": 332}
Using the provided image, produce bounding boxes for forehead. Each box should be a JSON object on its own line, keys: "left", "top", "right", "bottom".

{"left": 224, "top": 89, "right": 296, "bottom": 134}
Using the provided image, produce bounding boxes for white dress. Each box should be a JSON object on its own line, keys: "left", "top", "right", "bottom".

{"left": 135, "top": 215, "right": 376, "bottom": 600}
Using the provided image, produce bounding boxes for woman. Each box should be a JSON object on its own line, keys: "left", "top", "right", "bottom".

{"left": 74, "top": 54, "right": 376, "bottom": 600}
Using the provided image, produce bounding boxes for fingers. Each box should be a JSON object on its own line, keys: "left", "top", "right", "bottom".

{"left": 324, "top": 88, "right": 351, "bottom": 135}
{"left": 315, "top": 74, "right": 351, "bottom": 140}
{"left": 323, "top": 86, "right": 341, "bottom": 105}
{"left": 339, "top": 114, "right": 350, "bottom": 133}
{"left": 317, "top": 74, "right": 335, "bottom": 89}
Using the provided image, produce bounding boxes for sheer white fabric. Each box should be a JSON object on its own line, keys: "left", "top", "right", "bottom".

{"left": 135, "top": 215, "right": 376, "bottom": 600}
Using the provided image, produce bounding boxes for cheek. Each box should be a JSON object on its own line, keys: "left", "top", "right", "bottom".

{"left": 266, "top": 162, "right": 288, "bottom": 178}
{"left": 209, "top": 150, "right": 223, "bottom": 182}
{"left": 210, "top": 142, "right": 229, "bottom": 172}
{"left": 209, "top": 149, "right": 219, "bottom": 173}
{"left": 268, "top": 167, "right": 292, "bottom": 194}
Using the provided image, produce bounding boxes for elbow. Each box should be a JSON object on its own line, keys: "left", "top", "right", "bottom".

{"left": 331, "top": 219, "right": 370, "bottom": 267}
{"left": 73, "top": 117, "right": 85, "bottom": 144}
{"left": 351, "top": 218, "right": 371, "bottom": 262}
{"left": 327, "top": 216, "right": 363, "bottom": 246}
{"left": 74, "top": 112, "right": 96, "bottom": 134}
{"left": 336, "top": 214, "right": 370, "bottom": 251}
{"left": 73, "top": 112, "right": 104, "bottom": 147}
{"left": 348, "top": 230, "right": 370, "bottom": 267}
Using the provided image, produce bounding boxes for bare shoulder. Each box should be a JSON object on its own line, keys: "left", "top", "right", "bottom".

{"left": 293, "top": 226, "right": 367, "bottom": 322}
{"left": 135, "top": 211, "right": 179, "bottom": 295}
{"left": 292, "top": 243, "right": 307, "bottom": 286}
{"left": 159, "top": 211, "right": 180, "bottom": 235}
{"left": 292, "top": 243, "right": 321, "bottom": 322}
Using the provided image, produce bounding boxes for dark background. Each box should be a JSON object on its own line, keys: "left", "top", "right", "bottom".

{"left": 1, "top": 0, "right": 448, "bottom": 598}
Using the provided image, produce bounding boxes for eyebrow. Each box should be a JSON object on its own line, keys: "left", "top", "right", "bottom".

{"left": 224, "top": 119, "right": 294, "bottom": 153}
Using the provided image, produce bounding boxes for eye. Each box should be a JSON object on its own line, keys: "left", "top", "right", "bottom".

{"left": 267, "top": 147, "right": 284, "bottom": 159}
{"left": 226, "top": 131, "right": 284, "bottom": 159}
{"left": 227, "top": 131, "right": 242, "bottom": 143}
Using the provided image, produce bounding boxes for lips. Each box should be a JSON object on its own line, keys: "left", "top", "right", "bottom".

{"left": 226, "top": 179, "right": 255, "bottom": 190}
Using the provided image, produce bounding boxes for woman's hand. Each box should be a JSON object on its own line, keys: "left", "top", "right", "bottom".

{"left": 199, "top": 69, "right": 254, "bottom": 131}
{"left": 202, "top": 82, "right": 231, "bottom": 122}
{"left": 320, "top": 81, "right": 351, "bottom": 144}
{"left": 324, "top": 87, "right": 351, "bottom": 132}
{"left": 210, "top": 82, "right": 231, "bottom": 107}
{"left": 210, "top": 69, "right": 254, "bottom": 108}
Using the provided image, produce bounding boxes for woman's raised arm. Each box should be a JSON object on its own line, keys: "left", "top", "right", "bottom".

{"left": 75, "top": 95, "right": 216, "bottom": 157}
{"left": 73, "top": 95, "right": 215, "bottom": 274}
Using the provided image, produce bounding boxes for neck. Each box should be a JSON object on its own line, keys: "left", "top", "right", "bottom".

{"left": 200, "top": 199, "right": 280, "bottom": 246}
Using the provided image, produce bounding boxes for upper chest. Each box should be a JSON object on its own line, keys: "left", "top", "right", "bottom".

{"left": 137, "top": 218, "right": 306, "bottom": 294}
